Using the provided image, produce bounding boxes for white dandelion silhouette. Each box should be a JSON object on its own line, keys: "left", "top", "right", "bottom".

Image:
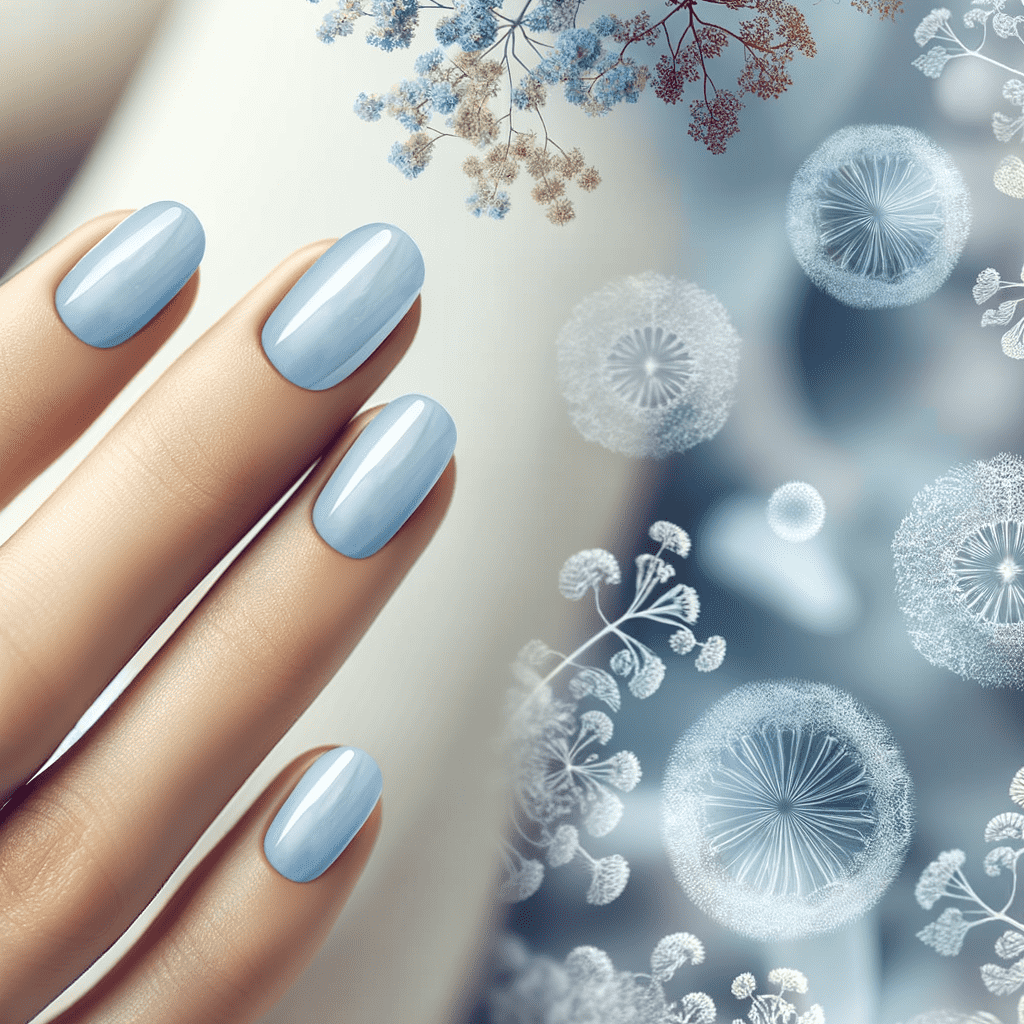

{"left": 661, "top": 680, "right": 913, "bottom": 940}
{"left": 557, "top": 272, "right": 741, "bottom": 458}
{"left": 786, "top": 124, "right": 971, "bottom": 309}
{"left": 767, "top": 482, "right": 827, "bottom": 543}
{"left": 893, "top": 453, "right": 1024, "bottom": 686}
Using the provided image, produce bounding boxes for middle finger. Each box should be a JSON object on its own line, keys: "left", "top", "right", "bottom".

{"left": 0, "top": 223, "right": 425, "bottom": 801}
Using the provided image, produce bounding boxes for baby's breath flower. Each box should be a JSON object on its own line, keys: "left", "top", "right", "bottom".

{"left": 547, "top": 197, "right": 576, "bottom": 225}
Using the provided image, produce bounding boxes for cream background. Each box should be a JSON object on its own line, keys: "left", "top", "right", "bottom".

{"left": 2, "top": 1, "right": 670, "bottom": 1020}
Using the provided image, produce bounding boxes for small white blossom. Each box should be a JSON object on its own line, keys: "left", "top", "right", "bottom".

{"left": 913, "top": 46, "right": 953, "bottom": 77}
{"left": 650, "top": 932, "right": 705, "bottom": 981}
{"left": 649, "top": 520, "right": 692, "bottom": 557}
{"left": 985, "top": 846, "right": 1017, "bottom": 876}
{"left": 996, "top": 929, "right": 1024, "bottom": 960}
{"left": 558, "top": 548, "right": 621, "bottom": 599}
{"left": 586, "top": 854, "right": 630, "bottom": 904}
{"left": 974, "top": 268, "right": 1002, "bottom": 305}
{"left": 678, "top": 992, "right": 716, "bottom": 1023}
{"left": 732, "top": 973, "right": 757, "bottom": 999}
{"left": 982, "top": 958, "right": 1024, "bottom": 995}
{"left": 916, "top": 849, "right": 966, "bottom": 909}
{"left": 985, "top": 811, "right": 1024, "bottom": 841}
{"left": 768, "top": 968, "right": 809, "bottom": 994}
{"left": 695, "top": 636, "right": 726, "bottom": 672}
{"left": 669, "top": 627, "right": 697, "bottom": 655}
{"left": 547, "top": 824, "right": 579, "bottom": 867}
{"left": 918, "top": 907, "right": 971, "bottom": 956}
{"left": 564, "top": 945, "right": 615, "bottom": 985}
{"left": 914, "top": 7, "right": 952, "bottom": 45}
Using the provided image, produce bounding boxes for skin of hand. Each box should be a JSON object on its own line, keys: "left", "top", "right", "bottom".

{"left": 0, "top": 209, "right": 455, "bottom": 1023}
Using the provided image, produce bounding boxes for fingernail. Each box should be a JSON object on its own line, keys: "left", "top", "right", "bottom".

{"left": 264, "top": 747, "right": 382, "bottom": 883}
{"left": 55, "top": 201, "right": 205, "bottom": 349}
{"left": 261, "top": 223, "right": 424, "bottom": 391}
{"left": 313, "top": 393, "right": 456, "bottom": 558}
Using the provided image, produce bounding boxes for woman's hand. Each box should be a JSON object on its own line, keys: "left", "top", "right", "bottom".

{"left": 0, "top": 204, "right": 455, "bottom": 1023}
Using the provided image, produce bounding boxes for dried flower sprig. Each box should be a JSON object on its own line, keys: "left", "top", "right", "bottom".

{"left": 487, "top": 933, "right": 825, "bottom": 1024}
{"left": 308, "top": 0, "right": 900, "bottom": 222}
{"left": 916, "top": 766, "right": 1024, "bottom": 1020}
{"left": 500, "top": 521, "right": 726, "bottom": 905}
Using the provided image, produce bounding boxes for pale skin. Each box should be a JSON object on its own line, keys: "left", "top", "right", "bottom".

{"left": 0, "top": 210, "right": 456, "bottom": 1023}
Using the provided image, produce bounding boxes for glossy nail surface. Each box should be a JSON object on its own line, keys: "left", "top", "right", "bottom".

{"left": 313, "top": 394, "right": 456, "bottom": 558}
{"left": 264, "top": 747, "right": 382, "bottom": 883}
{"left": 261, "top": 223, "right": 424, "bottom": 391}
{"left": 56, "top": 201, "right": 205, "bottom": 349}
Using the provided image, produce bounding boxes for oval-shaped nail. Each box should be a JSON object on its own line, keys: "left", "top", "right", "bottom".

{"left": 264, "top": 747, "right": 383, "bottom": 883}
{"left": 55, "top": 201, "right": 205, "bottom": 349}
{"left": 313, "top": 394, "right": 456, "bottom": 559}
{"left": 261, "top": 223, "right": 425, "bottom": 391}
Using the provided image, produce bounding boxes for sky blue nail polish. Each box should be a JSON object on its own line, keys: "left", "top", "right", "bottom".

{"left": 313, "top": 394, "right": 456, "bottom": 559}
{"left": 55, "top": 201, "right": 205, "bottom": 349}
{"left": 261, "top": 223, "right": 424, "bottom": 391}
{"left": 264, "top": 747, "right": 382, "bottom": 883}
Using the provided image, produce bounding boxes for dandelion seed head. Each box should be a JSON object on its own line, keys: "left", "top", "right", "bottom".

{"left": 767, "top": 481, "right": 827, "bottom": 542}
{"left": 557, "top": 273, "right": 741, "bottom": 458}
{"left": 661, "top": 680, "right": 913, "bottom": 940}
{"left": 786, "top": 125, "right": 970, "bottom": 308}
{"left": 893, "top": 453, "right": 1024, "bottom": 686}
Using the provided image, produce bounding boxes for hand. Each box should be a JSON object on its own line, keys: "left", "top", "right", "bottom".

{"left": 0, "top": 204, "right": 455, "bottom": 1023}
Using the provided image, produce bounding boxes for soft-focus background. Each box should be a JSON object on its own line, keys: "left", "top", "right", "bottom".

{"left": 4, "top": 1, "right": 1024, "bottom": 1022}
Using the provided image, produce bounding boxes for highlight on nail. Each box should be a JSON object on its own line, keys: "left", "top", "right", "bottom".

{"left": 264, "top": 747, "right": 383, "bottom": 883}
{"left": 260, "top": 222, "right": 425, "bottom": 391}
{"left": 55, "top": 200, "right": 205, "bottom": 349}
{"left": 313, "top": 394, "right": 456, "bottom": 558}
